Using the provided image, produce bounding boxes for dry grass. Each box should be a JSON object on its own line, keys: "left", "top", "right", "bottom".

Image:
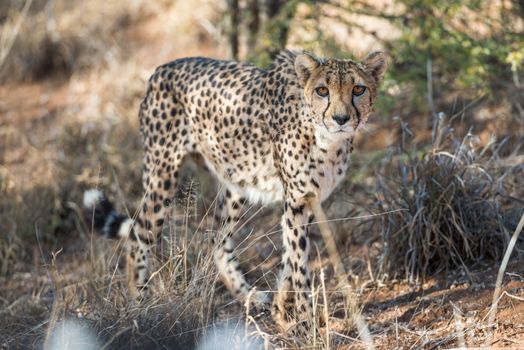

{"left": 0, "top": 153, "right": 377, "bottom": 349}
{"left": 1, "top": 188, "right": 239, "bottom": 349}
{"left": 376, "top": 113, "right": 523, "bottom": 281}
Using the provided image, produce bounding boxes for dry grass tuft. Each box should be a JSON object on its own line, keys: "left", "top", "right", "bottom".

{"left": 376, "top": 113, "right": 522, "bottom": 280}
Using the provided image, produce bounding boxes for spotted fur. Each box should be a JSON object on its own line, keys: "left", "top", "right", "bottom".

{"left": 84, "top": 50, "right": 387, "bottom": 326}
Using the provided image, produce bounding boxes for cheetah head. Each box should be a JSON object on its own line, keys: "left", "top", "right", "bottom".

{"left": 295, "top": 51, "right": 387, "bottom": 139}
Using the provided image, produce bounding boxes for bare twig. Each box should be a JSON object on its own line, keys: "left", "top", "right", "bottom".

{"left": 486, "top": 211, "right": 524, "bottom": 326}
{"left": 320, "top": 269, "right": 330, "bottom": 349}
{"left": 0, "top": 0, "right": 33, "bottom": 67}
{"left": 308, "top": 196, "right": 374, "bottom": 349}
{"left": 310, "top": 199, "right": 346, "bottom": 279}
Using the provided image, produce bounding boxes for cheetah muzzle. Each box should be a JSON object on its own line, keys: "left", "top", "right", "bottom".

{"left": 84, "top": 49, "right": 387, "bottom": 330}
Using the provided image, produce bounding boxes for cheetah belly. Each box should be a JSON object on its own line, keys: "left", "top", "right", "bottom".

{"left": 201, "top": 155, "right": 285, "bottom": 205}
{"left": 241, "top": 175, "right": 285, "bottom": 204}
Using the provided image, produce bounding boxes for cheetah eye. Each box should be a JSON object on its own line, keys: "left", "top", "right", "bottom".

{"left": 315, "top": 86, "right": 329, "bottom": 98}
{"left": 352, "top": 85, "right": 366, "bottom": 96}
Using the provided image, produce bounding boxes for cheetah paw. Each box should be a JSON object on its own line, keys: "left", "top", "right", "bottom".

{"left": 245, "top": 289, "right": 270, "bottom": 316}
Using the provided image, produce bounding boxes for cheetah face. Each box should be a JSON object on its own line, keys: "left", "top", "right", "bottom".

{"left": 295, "top": 51, "right": 387, "bottom": 138}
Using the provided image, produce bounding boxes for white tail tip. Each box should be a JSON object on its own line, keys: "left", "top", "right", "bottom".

{"left": 83, "top": 189, "right": 103, "bottom": 209}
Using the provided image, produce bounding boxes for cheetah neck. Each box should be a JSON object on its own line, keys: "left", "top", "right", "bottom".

{"left": 311, "top": 128, "right": 354, "bottom": 201}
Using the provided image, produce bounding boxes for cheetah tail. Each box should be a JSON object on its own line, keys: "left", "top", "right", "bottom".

{"left": 83, "top": 189, "right": 133, "bottom": 239}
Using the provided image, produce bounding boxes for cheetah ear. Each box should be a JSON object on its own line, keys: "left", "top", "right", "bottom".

{"left": 295, "top": 52, "right": 320, "bottom": 86}
{"left": 363, "top": 51, "right": 387, "bottom": 85}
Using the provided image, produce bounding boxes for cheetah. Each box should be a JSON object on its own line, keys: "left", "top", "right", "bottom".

{"left": 83, "top": 50, "right": 387, "bottom": 327}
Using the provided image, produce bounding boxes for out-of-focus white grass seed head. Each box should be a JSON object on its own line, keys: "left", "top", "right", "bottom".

{"left": 83, "top": 189, "right": 103, "bottom": 209}
{"left": 47, "top": 320, "right": 101, "bottom": 350}
{"left": 197, "top": 323, "right": 264, "bottom": 350}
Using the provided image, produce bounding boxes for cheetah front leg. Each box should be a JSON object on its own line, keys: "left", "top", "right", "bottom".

{"left": 213, "top": 188, "right": 269, "bottom": 307}
{"left": 272, "top": 197, "right": 313, "bottom": 330}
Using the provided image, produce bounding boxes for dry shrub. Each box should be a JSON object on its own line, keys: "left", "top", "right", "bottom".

{"left": 376, "top": 113, "right": 522, "bottom": 280}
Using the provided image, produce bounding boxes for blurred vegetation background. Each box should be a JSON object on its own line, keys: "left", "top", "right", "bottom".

{"left": 3, "top": 0, "right": 524, "bottom": 102}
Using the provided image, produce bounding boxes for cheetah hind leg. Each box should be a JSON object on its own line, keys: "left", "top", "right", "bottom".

{"left": 213, "top": 188, "right": 270, "bottom": 311}
{"left": 126, "top": 240, "right": 152, "bottom": 301}
{"left": 127, "top": 139, "right": 185, "bottom": 300}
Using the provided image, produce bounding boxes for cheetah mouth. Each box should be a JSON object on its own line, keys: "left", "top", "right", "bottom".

{"left": 330, "top": 124, "right": 354, "bottom": 134}
{"left": 335, "top": 128, "right": 357, "bottom": 135}
{"left": 340, "top": 122, "right": 363, "bottom": 134}
{"left": 327, "top": 125, "right": 352, "bottom": 134}
{"left": 322, "top": 119, "right": 344, "bottom": 133}
{"left": 321, "top": 118, "right": 358, "bottom": 136}
{"left": 328, "top": 127, "right": 354, "bottom": 135}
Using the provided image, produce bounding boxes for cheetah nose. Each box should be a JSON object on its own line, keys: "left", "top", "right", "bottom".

{"left": 333, "top": 114, "right": 350, "bottom": 126}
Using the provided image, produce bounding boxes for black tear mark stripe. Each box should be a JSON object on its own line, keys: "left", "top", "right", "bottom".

{"left": 351, "top": 96, "right": 361, "bottom": 128}
{"left": 322, "top": 96, "right": 331, "bottom": 126}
